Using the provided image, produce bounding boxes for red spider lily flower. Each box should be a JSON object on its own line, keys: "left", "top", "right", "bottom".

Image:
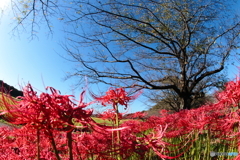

{"left": 91, "top": 87, "right": 142, "bottom": 109}
{"left": 216, "top": 79, "right": 240, "bottom": 108}
{"left": 1, "top": 84, "right": 94, "bottom": 132}
{"left": 141, "top": 125, "right": 185, "bottom": 159}
{"left": 98, "top": 109, "right": 123, "bottom": 122}
{"left": 1, "top": 84, "right": 97, "bottom": 160}
{"left": 130, "top": 111, "right": 146, "bottom": 120}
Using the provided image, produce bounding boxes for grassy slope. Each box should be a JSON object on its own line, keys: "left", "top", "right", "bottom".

{"left": 0, "top": 92, "right": 16, "bottom": 110}
{"left": 0, "top": 92, "right": 17, "bottom": 125}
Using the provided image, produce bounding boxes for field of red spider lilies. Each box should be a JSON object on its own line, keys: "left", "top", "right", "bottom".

{"left": 1, "top": 79, "right": 240, "bottom": 160}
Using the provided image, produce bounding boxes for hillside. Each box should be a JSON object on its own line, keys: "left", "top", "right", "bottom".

{"left": 0, "top": 80, "right": 23, "bottom": 98}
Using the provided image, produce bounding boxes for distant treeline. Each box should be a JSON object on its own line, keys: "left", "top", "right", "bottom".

{"left": 0, "top": 80, "right": 23, "bottom": 98}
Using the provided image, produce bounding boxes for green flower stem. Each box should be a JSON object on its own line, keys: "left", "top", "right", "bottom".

{"left": 115, "top": 104, "right": 120, "bottom": 144}
{"left": 114, "top": 104, "right": 121, "bottom": 160}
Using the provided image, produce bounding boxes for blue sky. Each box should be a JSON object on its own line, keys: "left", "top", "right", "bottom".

{"left": 0, "top": 1, "right": 239, "bottom": 113}
{"left": 0, "top": 1, "right": 149, "bottom": 113}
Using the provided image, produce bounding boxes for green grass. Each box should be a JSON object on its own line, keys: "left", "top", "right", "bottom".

{"left": 92, "top": 117, "right": 112, "bottom": 125}
{"left": 0, "top": 92, "right": 21, "bottom": 126}
{"left": 92, "top": 117, "right": 131, "bottom": 126}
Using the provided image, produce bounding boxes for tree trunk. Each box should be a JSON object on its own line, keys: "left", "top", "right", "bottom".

{"left": 180, "top": 93, "right": 192, "bottom": 110}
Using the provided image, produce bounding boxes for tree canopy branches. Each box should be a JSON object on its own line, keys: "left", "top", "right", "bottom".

{"left": 8, "top": 0, "right": 240, "bottom": 110}
{"left": 62, "top": 0, "right": 240, "bottom": 110}
{"left": 9, "top": 0, "right": 61, "bottom": 37}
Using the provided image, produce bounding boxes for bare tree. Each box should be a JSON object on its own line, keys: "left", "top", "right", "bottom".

{"left": 8, "top": 0, "right": 240, "bottom": 110}
{"left": 62, "top": 0, "right": 240, "bottom": 110}
{"left": 145, "top": 74, "right": 225, "bottom": 112}
{"left": 9, "top": 0, "right": 61, "bottom": 38}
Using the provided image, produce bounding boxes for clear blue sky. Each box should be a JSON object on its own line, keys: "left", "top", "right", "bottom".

{"left": 0, "top": 1, "right": 149, "bottom": 113}
{"left": 0, "top": 1, "right": 239, "bottom": 113}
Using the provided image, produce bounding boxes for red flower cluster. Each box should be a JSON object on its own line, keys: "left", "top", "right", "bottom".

{"left": 98, "top": 109, "right": 123, "bottom": 122}
{"left": 2, "top": 79, "right": 240, "bottom": 159}
{"left": 92, "top": 87, "right": 141, "bottom": 109}
{"left": 2, "top": 84, "right": 93, "bottom": 132}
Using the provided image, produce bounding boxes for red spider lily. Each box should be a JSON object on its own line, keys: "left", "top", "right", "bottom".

{"left": 91, "top": 87, "right": 142, "bottom": 152}
{"left": 159, "top": 109, "right": 169, "bottom": 116}
{"left": 137, "top": 124, "right": 186, "bottom": 159}
{"left": 130, "top": 111, "right": 146, "bottom": 119}
{"left": 4, "top": 77, "right": 240, "bottom": 159}
{"left": 216, "top": 79, "right": 240, "bottom": 108}
{"left": 1, "top": 84, "right": 97, "bottom": 160}
{"left": 98, "top": 109, "right": 123, "bottom": 122}
{"left": 91, "top": 87, "right": 142, "bottom": 109}
{"left": 1, "top": 84, "right": 94, "bottom": 130}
